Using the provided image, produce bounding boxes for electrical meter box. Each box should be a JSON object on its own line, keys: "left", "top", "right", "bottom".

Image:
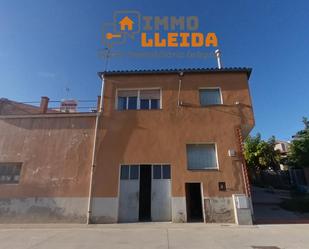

{"left": 234, "top": 195, "right": 249, "bottom": 209}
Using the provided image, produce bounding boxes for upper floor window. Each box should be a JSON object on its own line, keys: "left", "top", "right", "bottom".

{"left": 186, "top": 144, "right": 218, "bottom": 170}
{"left": 199, "top": 88, "right": 222, "bottom": 106}
{"left": 117, "top": 89, "right": 161, "bottom": 110}
{"left": 0, "top": 163, "right": 22, "bottom": 184}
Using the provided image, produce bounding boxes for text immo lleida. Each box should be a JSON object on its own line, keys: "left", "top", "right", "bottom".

{"left": 140, "top": 16, "right": 218, "bottom": 47}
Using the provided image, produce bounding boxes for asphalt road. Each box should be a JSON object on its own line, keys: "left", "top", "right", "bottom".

{"left": 252, "top": 187, "right": 309, "bottom": 224}
{"left": 0, "top": 223, "right": 308, "bottom": 249}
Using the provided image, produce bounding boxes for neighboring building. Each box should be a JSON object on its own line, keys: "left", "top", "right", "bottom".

{"left": 275, "top": 140, "right": 290, "bottom": 170}
{"left": 275, "top": 141, "right": 290, "bottom": 155}
{"left": 0, "top": 67, "right": 255, "bottom": 224}
{"left": 59, "top": 99, "right": 78, "bottom": 113}
{"left": 0, "top": 97, "right": 55, "bottom": 115}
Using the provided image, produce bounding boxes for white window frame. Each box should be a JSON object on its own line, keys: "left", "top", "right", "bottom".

{"left": 198, "top": 87, "right": 223, "bottom": 106}
{"left": 115, "top": 88, "right": 162, "bottom": 110}
{"left": 186, "top": 142, "right": 220, "bottom": 170}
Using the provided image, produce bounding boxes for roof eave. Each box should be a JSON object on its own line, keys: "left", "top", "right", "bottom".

{"left": 98, "top": 67, "right": 252, "bottom": 80}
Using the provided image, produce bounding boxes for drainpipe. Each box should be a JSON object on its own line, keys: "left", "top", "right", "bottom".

{"left": 215, "top": 49, "right": 222, "bottom": 69}
{"left": 177, "top": 72, "right": 184, "bottom": 106}
{"left": 87, "top": 74, "right": 105, "bottom": 224}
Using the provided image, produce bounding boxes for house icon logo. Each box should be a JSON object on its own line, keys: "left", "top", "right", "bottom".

{"left": 102, "top": 11, "right": 141, "bottom": 47}
{"left": 119, "top": 16, "right": 134, "bottom": 31}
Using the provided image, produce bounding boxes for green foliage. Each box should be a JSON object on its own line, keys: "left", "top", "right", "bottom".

{"left": 244, "top": 133, "right": 280, "bottom": 170}
{"left": 288, "top": 117, "right": 309, "bottom": 168}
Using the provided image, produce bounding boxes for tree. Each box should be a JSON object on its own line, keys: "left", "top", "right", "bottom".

{"left": 244, "top": 133, "right": 280, "bottom": 171}
{"left": 288, "top": 117, "right": 309, "bottom": 168}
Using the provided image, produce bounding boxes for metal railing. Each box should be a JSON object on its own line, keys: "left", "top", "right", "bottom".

{"left": 20, "top": 100, "right": 98, "bottom": 113}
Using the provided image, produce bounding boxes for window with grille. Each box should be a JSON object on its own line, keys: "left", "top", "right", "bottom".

{"left": 0, "top": 163, "right": 22, "bottom": 184}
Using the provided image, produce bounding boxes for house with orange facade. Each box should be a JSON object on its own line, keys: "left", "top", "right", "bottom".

{"left": 0, "top": 67, "right": 254, "bottom": 224}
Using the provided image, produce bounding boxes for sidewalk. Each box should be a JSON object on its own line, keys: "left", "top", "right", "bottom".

{"left": 0, "top": 223, "right": 308, "bottom": 249}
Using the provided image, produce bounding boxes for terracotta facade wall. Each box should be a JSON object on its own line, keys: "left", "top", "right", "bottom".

{"left": 0, "top": 116, "right": 96, "bottom": 198}
{"left": 93, "top": 72, "right": 254, "bottom": 198}
{"left": 0, "top": 72, "right": 254, "bottom": 201}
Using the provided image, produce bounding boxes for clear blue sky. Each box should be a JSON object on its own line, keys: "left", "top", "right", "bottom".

{"left": 1, "top": 0, "right": 309, "bottom": 141}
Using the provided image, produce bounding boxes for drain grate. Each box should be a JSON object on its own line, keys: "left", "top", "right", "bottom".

{"left": 252, "top": 247, "right": 281, "bottom": 249}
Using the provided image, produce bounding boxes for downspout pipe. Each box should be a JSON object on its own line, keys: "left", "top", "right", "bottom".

{"left": 215, "top": 49, "right": 222, "bottom": 69}
{"left": 87, "top": 74, "right": 105, "bottom": 224}
{"left": 177, "top": 72, "right": 184, "bottom": 106}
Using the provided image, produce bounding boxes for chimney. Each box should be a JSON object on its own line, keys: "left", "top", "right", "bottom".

{"left": 215, "top": 49, "right": 222, "bottom": 69}
{"left": 97, "top": 95, "right": 101, "bottom": 112}
{"left": 40, "top": 96, "right": 49, "bottom": 114}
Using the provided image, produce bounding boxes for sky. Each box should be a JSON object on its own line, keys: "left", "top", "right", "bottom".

{"left": 0, "top": 0, "right": 309, "bottom": 141}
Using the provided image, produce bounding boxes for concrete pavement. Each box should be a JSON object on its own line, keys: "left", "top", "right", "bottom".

{"left": 0, "top": 223, "right": 308, "bottom": 249}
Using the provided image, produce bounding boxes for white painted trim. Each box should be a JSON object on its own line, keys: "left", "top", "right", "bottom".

{"left": 196, "top": 182, "right": 205, "bottom": 222}
{"left": 160, "top": 87, "right": 163, "bottom": 109}
{"left": 185, "top": 142, "right": 220, "bottom": 170}
{"left": 198, "top": 86, "right": 223, "bottom": 105}
{"left": 115, "top": 87, "right": 163, "bottom": 110}
{"left": 200, "top": 182, "right": 206, "bottom": 222}
{"left": 137, "top": 90, "right": 141, "bottom": 110}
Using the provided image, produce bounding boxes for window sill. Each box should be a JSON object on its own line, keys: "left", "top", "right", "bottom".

{"left": 187, "top": 168, "right": 220, "bottom": 171}
{"left": 200, "top": 104, "right": 223, "bottom": 107}
{"left": 116, "top": 109, "right": 163, "bottom": 112}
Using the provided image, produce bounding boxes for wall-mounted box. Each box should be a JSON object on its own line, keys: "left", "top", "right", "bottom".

{"left": 228, "top": 149, "right": 237, "bottom": 157}
{"left": 234, "top": 195, "right": 249, "bottom": 209}
{"left": 218, "top": 182, "right": 226, "bottom": 191}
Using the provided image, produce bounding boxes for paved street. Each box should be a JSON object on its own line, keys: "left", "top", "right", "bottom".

{"left": 0, "top": 223, "right": 308, "bottom": 249}
{"left": 252, "top": 187, "right": 309, "bottom": 224}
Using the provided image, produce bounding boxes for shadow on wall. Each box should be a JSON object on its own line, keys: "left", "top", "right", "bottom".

{"left": 96, "top": 110, "right": 142, "bottom": 173}
{"left": 88, "top": 110, "right": 141, "bottom": 223}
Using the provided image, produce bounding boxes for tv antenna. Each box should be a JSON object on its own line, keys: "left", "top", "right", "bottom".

{"left": 65, "top": 86, "right": 70, "bottom": 99}
{"left": 103, "top": 47, "right": 111, "bottom": 71}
